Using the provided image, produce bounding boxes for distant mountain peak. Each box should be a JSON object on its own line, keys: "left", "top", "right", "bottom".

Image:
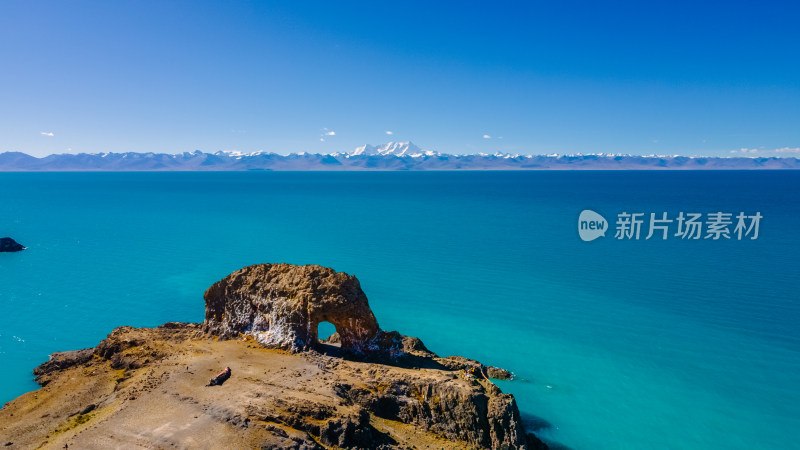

{"left": 350, "top": 141, "right": 437, "bottom": 157}
{"left": 1, "top": 149, "right": 798, "bottom": 171}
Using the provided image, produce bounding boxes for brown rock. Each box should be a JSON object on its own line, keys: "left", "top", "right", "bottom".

{"left": 203, "top": 263, "right": 380, "bottom": 352}
{"left": 0, "top": 264, "right": 548, "bottom": 449}
{"left": 485, "top": 366, "right": 514, "bottom": 380}
{"left": 33, "top": 348, "right": 93, "bottom": 383}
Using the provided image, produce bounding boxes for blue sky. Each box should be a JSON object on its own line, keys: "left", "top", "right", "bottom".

{"left": 1, "top": 0, "right": 798, "bottom": 157}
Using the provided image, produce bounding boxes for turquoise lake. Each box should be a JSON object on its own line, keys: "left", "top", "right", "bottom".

{"left": 1, "top": 171, "right": 798, "bottom": 449}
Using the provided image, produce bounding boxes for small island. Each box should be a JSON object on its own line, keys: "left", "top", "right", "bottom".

{"left": 0, "top": 237, "right": 25, "bottom": 252}
{"left": 0, "top": 263, "right": 548, "bottom": 449}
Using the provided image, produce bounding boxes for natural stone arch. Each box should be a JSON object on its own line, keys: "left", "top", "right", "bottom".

{"left": 316, "top": 321, "right": 337, "bottom": 342}
{"left": 203, "top": 263, "right": 380, "bottom": 352}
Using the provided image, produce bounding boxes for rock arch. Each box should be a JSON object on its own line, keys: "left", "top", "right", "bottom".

{"left": 203, "top": 263, "right": 380, "bottom": 352}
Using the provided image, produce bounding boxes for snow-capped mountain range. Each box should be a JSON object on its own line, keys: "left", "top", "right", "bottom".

{"left": 1, "top": 142, "right": 798, "bottom": 171}
{"left": 348, "top": 141, "right": 438, "bottom": 157}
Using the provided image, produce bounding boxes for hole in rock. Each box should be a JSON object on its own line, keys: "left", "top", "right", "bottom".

{"left": 317, "top": 321, "right": 337, "bottom": 342}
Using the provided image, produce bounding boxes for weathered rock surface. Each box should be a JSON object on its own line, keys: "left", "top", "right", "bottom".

{"left": 204, "top": 263, "right": 381, "bottom": 352}
{"left": 0, "top": 264, "right": 548, "bottom": 449}
{"left": 203, "top": 264, "right": 514, "bottom": 378}
{"left": 0, "top": 237, "right": 25, "bottom": 252}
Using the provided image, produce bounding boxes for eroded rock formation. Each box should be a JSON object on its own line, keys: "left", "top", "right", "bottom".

{"left": 202, "top": 263, "right": 517, "bottom": 379}
{"left": 203, "top": 263, "right": 381, "bottom": 352}
{"left": 0, "top": 263, "right": 549, "bottom": 449}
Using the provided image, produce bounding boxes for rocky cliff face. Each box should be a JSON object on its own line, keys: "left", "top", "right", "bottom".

{"left": 204, "top": 263, "right": 381, "bottom": 352}
{"left": 202, "top": 264, "right": 515, "bottom": 379}
{"left": 0, "top": 264, "right": 547, "bottom": 449}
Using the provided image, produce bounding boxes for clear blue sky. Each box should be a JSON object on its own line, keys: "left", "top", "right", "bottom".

{"left": 1, "top": 0, "right": 798, "bottom": 157}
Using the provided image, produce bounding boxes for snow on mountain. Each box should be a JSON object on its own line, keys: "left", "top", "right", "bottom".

{"left": 1, "top": 143, "right": 799, "bottom": 171}
{"left": 214, "top": 150, "right": 269, "bottom": 157}
{"left": 350, "top": 141, "right": 437, "bottom": 157}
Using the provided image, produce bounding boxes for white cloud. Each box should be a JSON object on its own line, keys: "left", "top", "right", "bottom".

{"left": 775, "top": 147, "right": 800, "bottom": 153}
{"left": 41, "top": 131, "right": 54, "bottom": 137}
{"left": 385, "top": 131, "right": 393, "bottom": 135}
{"left": 483, "top": 134, "right": 491, "bottom": 139}
{"left": 319, "top": 128, "right": 336, "bottom": 142}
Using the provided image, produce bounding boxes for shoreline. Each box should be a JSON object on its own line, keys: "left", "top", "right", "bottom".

{"left": 0, "top": 323, "right": 547, "bottom": 449}
{"left": 0, "top": 263, "right": 549, "bottom": 449}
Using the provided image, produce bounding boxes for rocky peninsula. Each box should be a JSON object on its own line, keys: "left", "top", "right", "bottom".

{"left": 0, "top": 263, "right": 547, "bottom": 449}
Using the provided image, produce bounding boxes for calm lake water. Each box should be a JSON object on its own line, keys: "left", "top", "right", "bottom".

{"left": 1, "top": 171, "right": 798, "bottom": 449}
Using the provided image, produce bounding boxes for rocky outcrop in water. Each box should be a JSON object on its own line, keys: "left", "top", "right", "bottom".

{"left": 0, "top": 264, "right": 547, "bottom": 449}
{"left": 0, "top": 237, "right": 25, "bottom": 252}
{"left": 203, "top": 263, "right": 382, "bottom": 352}
{"left": 202, "top": 263, "right": 516, "bottom": 379}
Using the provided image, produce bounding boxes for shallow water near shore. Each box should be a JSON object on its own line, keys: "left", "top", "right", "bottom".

{"left": 1, "top": 171, "right": 798, "bottom": 449}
